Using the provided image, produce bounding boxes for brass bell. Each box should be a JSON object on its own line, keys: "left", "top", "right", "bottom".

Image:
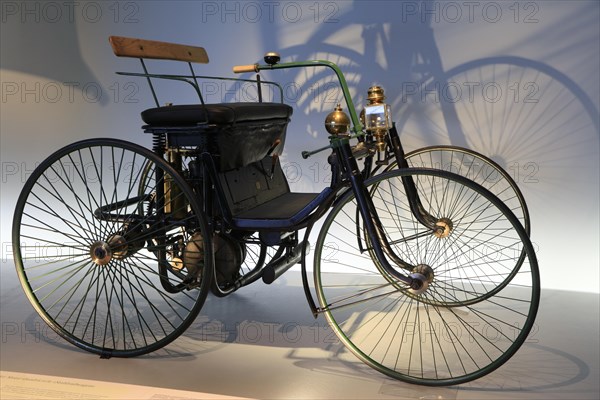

{"left": 324, "top": 104, "right": 350, "bottom": 135}
{"left": 264, "top": 52, "right": 280, "bottom": 65}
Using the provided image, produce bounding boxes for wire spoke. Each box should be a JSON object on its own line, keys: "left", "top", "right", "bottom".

{"left": 13, "top": 140, "right": 209, "bottom": 356}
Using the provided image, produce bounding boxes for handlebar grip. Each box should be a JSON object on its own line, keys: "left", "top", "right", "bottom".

{"left": 233, "top": 64, "right": 258, "bottom": 73}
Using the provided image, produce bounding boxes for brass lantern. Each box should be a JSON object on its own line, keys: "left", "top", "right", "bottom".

{"left": 362, "top": 85, "right": 392, "bottom": 164}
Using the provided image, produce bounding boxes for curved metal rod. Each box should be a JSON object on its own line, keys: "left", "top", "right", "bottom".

{"left": 94, "top": 194, "right": 152, "bottom": 222}
{"left": 336, "top": 139, "right": 422, "bottom": 291}
{"left": 116, "top": 72, "right": 285, "bottom": 104}
{"left": 249, "top": 60, "right": 364, "bottom": 135}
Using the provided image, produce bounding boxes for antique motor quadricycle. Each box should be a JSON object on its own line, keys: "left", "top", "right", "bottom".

{"left": 12, "top": 37, "right": 539, "bottom": 386}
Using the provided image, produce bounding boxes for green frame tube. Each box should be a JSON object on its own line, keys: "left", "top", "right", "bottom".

{"left": 251, "top": 60, "right": 364, "bottom": 135}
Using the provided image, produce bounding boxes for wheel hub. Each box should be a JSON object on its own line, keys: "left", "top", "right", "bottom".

{"left": 434, "top": 217, "right": 453, "bottom": 238}
{"left": 107, "top": 234, "right": 128, "bottom": 259}
{"left": 90, "top": 233, "right": 133, "bottom": 266}
{"left": 90, "top": 241, "right": 112, "bottom": 266}
{"left": 408, "top": 264, "right": 434, "bottom": 295}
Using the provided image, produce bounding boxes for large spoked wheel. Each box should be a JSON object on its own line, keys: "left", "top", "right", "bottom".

{"left": 314, "top": 168, "right": 540, "bottom": 386}
{"left": 12, "top": 138, "right": 212, "bottom": 357}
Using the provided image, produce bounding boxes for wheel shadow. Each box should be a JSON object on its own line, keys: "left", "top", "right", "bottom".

{"left": 284, "top": 342, "right": 593, "bottom": 396}
{"left": 12, "top": 274, "right": 595, "bottom": 394}
{"left": 243, "top": 0, "right": 599, "bottom": 189}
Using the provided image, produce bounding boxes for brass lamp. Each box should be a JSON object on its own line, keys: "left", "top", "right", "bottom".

{"left": 361, "top": 85, "right": 392, "bottom": 164}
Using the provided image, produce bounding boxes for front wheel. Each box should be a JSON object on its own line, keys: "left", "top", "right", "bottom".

{"left": 12, "top": 138, "right": 212, "bottom": 357}
{"left": 313, "top": 168, "right": 540, "bottom": 385}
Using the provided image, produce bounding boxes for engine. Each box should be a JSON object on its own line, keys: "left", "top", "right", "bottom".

{"left": 184, "top": 232, "right": 244, "bottom": 295}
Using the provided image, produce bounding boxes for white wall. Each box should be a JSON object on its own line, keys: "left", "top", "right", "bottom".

{"left": 1, "top": 1, "right": 598, "bottom": 292}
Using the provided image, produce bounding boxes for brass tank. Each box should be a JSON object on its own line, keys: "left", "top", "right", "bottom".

{"left": 324, "top": 104, "right": 350, "bottom": 135}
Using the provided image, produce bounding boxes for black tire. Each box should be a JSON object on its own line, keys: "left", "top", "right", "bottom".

{"left": 314, "top": 168, "right": 540, "bottom": 385}
{"left": 12, "top": 138, "right": 212, "bottom": 357}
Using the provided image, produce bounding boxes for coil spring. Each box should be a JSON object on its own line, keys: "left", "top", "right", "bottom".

{"left": 145, "top": 191, "right": 155, "bottom": 217}
{"left": 152, "top": 132, "right": 166, "bottom": 156}
{"left": 149, "top": 132, "right": 166, "bottom": 216}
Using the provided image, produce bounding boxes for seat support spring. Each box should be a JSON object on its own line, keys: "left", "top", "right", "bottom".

{"left": 152, "top": 132, "right": 166, "bottom": 155}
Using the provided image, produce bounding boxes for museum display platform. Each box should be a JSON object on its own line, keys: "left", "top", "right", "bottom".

{"left": 1, "top": 261, "right": 598, "bottom": 400}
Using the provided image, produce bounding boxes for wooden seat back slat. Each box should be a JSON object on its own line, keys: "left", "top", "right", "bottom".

{"left": 109, "top": 36, "right": 209, "bottom": 64}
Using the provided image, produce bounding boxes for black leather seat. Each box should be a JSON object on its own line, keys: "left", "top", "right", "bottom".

{"left": 141, "top": 102, "right": 293, "bottom": 126}
{"left": 141, "top": 102, "right": 293, "bottom": 172}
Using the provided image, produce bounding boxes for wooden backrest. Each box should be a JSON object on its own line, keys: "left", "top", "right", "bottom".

{"left": 109, "top": 36, "right": 209, "bottom": 64}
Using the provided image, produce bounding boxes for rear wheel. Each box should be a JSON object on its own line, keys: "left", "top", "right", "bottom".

{"left": 12, "top": 138, "right": 212, "bottom": 357}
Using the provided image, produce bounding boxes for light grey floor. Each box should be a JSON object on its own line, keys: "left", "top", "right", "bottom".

{"left": 1, "top": 261, "right": 598, "bottom": 400}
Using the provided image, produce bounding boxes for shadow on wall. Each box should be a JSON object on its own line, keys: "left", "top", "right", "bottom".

{"left": 249, "top": 0, "right": 599, "bottom": 154}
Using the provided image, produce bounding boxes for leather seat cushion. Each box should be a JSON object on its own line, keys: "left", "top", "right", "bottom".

{"left": 141, "top": 102, "right": 293, "bottom": 126}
